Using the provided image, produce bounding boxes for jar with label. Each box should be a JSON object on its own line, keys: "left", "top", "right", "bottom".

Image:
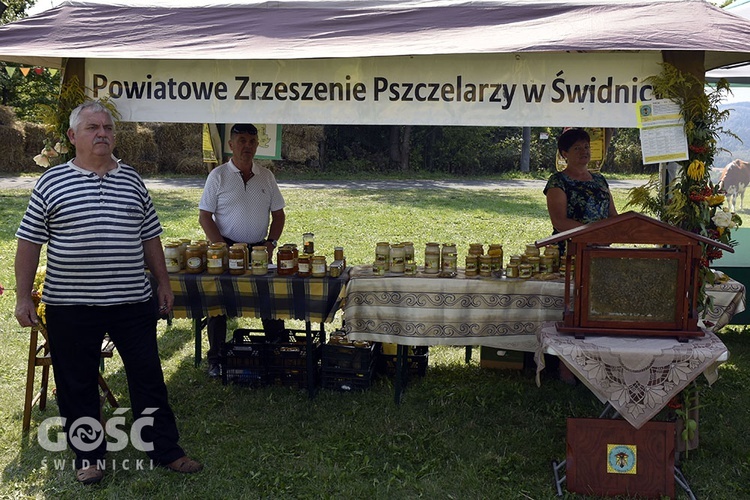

{"left": 519, "top": 263, "right": 533, "bottom": 279}
{"left": 207, "top": 244, "right": 225, "bottom": 275}
{"left": 390, "top": 243, "right": 406, "bottom": 274}
{"left": 229, "top": 244, "right": 246, "bottom": 275}
{"left": 185, "top": 244, "right": 203, "bottom": 274}
{"left": 214, "top": 241, "right": 228, "bottom": 270}
{"left": 303, "top": 232, "right": 315, "bottom": 255}
{"left": 297, "top": 255, "right": 311, "bottom": 277}
{"left": 544, "top": 244, "right": 560, "bottom": 272}
{"left": 525, "top": 243, "right": 540, "bottom": 259}
{"left": 479, "top": 254, "right": 492, "bottom": 277}
{"left": 311, "top": 255, "right": 327, "bottom": 277}
{"left": 179, "top": 239, "right": 191, "bottom": 269}
{"left": 334, "top": 246, "right": 345, "bottom": 263}
{"left": 375, "top": 242, "right": 390, "bottom": 271}
{"left": 404, "top": 260, "right": 416, "bottom": 276}
{"left": 441, "top": 243, "right": 457, "bottom": 276}
{"left": 506, "top": 263, "right": 519, "bottom": 278}
{"left": 164, "top": 243, "right": 181, "bottom": 273}
{"left": 540, "top": 255, "right": 554, "bottom": 274}
{"left": 287, "top": 243, "right": 299, "bottom": 273}
{"left": 251, "top": 245, "right": 268, "bottom": 276}
{"left": 488, "top": 244, "right": 504, "bottom": 272}
{"left": 468, "top": 243, "right": 484, "bottom": 256}
{"left": 329, "top": 260, "right": 343, "bottom": 278}
{"left": 196, "top": 240, "right": 209, "bottom": 270}
{"left": 236, "top": 242, "right": 249, "bottom": 269}
{"left": 277, "top": 246, "right": 295, "bottom": 275}
{"left": 528, "top": 256, "right": 541, "bottom": 274}
{"left": 424, "top": 242, "right": 440, "bottom": 274}
{"left": 465, "top": 254, "right": 479, "bottom": 276}
{"left": 509, "top": 255, "right": 522, "bottom": 267}
{"left": 401, "top": 242, "right": 415, "bottom": 263}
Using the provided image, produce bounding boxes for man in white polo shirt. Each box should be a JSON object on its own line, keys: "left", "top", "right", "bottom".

{"left": 199, "top": 123, "right": 286, "bottom": 378}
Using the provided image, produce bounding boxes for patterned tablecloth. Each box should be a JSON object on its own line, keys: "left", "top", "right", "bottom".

{"left": 343, "top": 265, "right": 745, "bottom": 352}
{"left": 535, "top": 322, "right": 729, "bottom": 429}
{"left": 168, "top": 269, "right": 349, "bottom": 323}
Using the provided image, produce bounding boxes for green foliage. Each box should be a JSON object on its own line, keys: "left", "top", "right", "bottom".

{"left": 0, "top": 0, "right": 35, "bottom": 24}
{"left": 628, "top": 64, "right": 742, "bottom": 315}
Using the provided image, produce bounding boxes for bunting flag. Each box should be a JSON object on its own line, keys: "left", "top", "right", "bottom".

{"left": 4, "top": 66, "right": 16, "bottom": 77}
{"left": 19, "top": 67, "right": 30, "bottom": 76}
{"left": 49, "top": 69, "right": 58, "bottom": 76}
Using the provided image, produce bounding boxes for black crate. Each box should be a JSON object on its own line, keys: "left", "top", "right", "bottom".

{"left": 221, "top": 333, "right": 268, "bottom": 386}
{"left": 267, "top": 333, "right": 321, "bottom": 389}
{"left": 321, "top": 368, "right": 375, "bottom": 391}
{"left": 221, "top": 329, "right": 320, "bottom": 387}
{"left": 322, "top": 341, "right": 379, "bottom": 371}
{"left": 378, "top": 346, "right": 429, "bottom": 378}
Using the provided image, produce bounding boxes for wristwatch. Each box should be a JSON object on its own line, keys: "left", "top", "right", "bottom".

{"left": 267, "top": 239, "right": 278, "bottom": 248}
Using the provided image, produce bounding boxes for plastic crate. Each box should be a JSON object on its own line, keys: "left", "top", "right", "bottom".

{"left": 267, "top": 333, "right": 322, "bottom": 388}
{"left": 321, "top": 369, "right": 375, "bottom": 391}
{"left": 221, "top": 334, "right": 268, "bottom": 386}
{"left": 378, "top": 346, "right": 429, "bottom": 378}
{"left": 221, "top": 329, "right": 320, "bottom": 387}
{"left": 322, "top": 341, "right": 379, "bottom": 371}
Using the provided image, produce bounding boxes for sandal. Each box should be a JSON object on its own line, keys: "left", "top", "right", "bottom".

{"left": 76, "top": 465, "right": 104, "bottom": 485}
{"left": 165, "top": 456, "right": 203, "bottom": 473}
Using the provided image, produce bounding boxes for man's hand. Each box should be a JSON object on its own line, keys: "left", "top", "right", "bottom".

{"left": 15, "top": 296, "right": 39, "bottom": 327}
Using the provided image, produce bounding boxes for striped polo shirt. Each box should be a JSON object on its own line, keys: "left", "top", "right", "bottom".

{"left": 16, "top": 160, "right": 162, "bottom": 305}
{"left": 199, "top": 160, "right": 285, "bottom": 244}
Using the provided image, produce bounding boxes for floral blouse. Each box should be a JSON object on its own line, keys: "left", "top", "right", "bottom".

{"left": 543, "top": 171, "right": 612, "bottom": 227}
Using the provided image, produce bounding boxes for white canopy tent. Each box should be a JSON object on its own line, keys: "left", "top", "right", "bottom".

{"left": 2, "top": 0, "right": 750, "bottom": 125}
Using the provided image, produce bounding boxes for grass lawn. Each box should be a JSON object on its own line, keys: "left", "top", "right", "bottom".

{"left": 0, "top": 183, "right": 747, "bottom": 498}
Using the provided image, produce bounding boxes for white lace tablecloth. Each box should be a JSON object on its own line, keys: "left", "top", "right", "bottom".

{"left": 343, "top": 265, "right": 745, "bottom": 353}
{"left": 535, "top": 322, "right": 729, "bottom": 429}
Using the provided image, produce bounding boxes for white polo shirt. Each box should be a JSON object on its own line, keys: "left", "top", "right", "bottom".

{"left": 199, "top": 159, "right": 285, "bottom": 244}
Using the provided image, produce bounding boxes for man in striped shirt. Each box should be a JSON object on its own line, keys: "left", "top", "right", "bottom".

{"left": 14, "top": 101, "right": 202, "bottom": 484}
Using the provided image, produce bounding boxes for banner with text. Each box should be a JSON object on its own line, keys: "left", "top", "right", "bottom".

{"left": 86, "top": 53, "right": 661, "bottom": 127}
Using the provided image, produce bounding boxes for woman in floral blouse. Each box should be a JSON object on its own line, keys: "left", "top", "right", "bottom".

{"left": 544, "top": 128, "right": 618, "bottom": 246}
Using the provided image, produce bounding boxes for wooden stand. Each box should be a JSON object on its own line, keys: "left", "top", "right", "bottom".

{"left": 565, "top": 418, "right": 676, "bottom": 499}
{"left": 536, "top": 212, "right": 733, "bottom": 340}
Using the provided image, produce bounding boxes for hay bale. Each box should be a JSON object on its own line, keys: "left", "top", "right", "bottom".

{"left": 0, "top": 126, "right": 29, "bottom": 172}
{"left": 23, "top": 122, "right": 52, "bottom": 156}
{"left": 0, "top": 106, "right": 17, "bottom": 127}
{"left": 152, "top": 122, "right": 202, "bottom": 173}
{"left": 282, "top": 125, "right": 323, "bottom": 163}
{"left": 175, "top": 155, "right": 205, "bottom": 175}
{"left": 114, "top": 124, "right": 160, "bottom": 173}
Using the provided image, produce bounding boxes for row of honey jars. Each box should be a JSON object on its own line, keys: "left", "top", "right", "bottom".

{"left": 464, "top": 243, "right": 503, "bottom": 277}
{"left": 374, "top": 242, "right": 414, "bottom": 274}
{"left": 165, "top": 238, "right": 204, "bottom": 273}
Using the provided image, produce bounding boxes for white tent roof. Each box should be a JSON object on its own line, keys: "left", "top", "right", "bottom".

{"left": 2, "top": 0, "right": 750, "bottom": 70}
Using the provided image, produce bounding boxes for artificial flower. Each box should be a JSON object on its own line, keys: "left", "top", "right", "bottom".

{"left": 686, "top": 159, "right": 705, "bottom": 181}
{"left": 53, "top": 141, "right": 69, "bottom": 154}
{"left": 42, "top": 146, "right": 58, "bottom": 158}
{"left": 688, "top": 144, "right": 708, "bottom": 154}
{"left": 712, "top": 209, "right": 733, "bottom": 228}
{"left": 706, "top": 194, "right": 725, "bottom": 207}
{"left": 33, "top": 154, "right": 50, "bottom": 168}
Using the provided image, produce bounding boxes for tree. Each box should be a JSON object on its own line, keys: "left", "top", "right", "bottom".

{"left": 1, "top": 1, "right": 62, "bottom": 123}
{"left": 1, "top": 0, "right": 36, "bottom": 24}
